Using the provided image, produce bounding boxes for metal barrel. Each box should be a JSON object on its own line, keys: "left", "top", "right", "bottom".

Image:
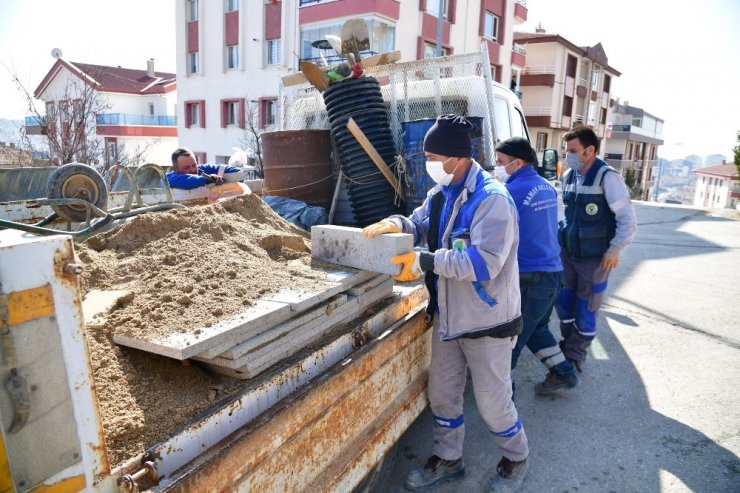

{"left": 261, "top": 130, "right": 334, "bottom": 209}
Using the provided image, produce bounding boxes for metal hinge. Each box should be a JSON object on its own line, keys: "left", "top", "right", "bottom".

{"left": 119, "top": 460, "right": 158, "bottom": 493}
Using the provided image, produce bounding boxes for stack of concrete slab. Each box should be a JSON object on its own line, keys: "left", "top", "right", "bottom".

{"left": 111, "top": 226, "right": 420, "bottom": 380}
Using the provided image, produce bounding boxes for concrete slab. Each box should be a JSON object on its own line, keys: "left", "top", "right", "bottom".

{"left": 113, "top": 267, "right": 375, "bottom": 360}
{"left": 346, "top": 274, "right": 392, "bottom": 296}
{"left": 212, "top": 294, "right": 349, "bottom": 361}
{"left": 198, "top": 278, "right": 395, "bottom": 374}
{"left": 311, "top": 225, "right": 413, "bottom": 276}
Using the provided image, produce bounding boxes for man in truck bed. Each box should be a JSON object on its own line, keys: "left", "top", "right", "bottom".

{"left": 167, "top": 147, "right": 245, "bottom": 190}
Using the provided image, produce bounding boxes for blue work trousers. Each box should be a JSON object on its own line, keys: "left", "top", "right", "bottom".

{"left": 512, "top": 270, "right": 575, "bottom": 376}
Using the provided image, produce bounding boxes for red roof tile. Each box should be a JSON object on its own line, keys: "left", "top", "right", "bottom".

{"left": 34, "top": 59, "right": 176, "bottom": 98}
{"left": 694, "top": 164, "right": 738, "bottom": 178}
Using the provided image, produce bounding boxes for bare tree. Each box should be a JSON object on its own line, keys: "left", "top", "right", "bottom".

{"left": 10, "top": 65, "right": 110, "bottom": 167}
{"left": 116, "top": 138, "right": 161, "bottom": 168}
{"left": 238, "top": 98, "right": 265, "bottom": 178}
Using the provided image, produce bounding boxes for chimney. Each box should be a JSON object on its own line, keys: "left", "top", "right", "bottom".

{"left": 535, "top": 23, "right": 546, "bottom": 34}
{"left": 147, "top": 58, "right": 155, "bottom": 77}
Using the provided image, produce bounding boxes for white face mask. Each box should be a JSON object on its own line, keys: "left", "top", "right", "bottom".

{"left": 493, "top": 166, "right": 510, "bottom": 183}
{"left": 425, "top": 157, "right": 456, "bottom": 186}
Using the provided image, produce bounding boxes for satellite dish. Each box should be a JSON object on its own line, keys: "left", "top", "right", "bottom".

{"left": 51, "top": 48, "right": 63, "bottom": 59}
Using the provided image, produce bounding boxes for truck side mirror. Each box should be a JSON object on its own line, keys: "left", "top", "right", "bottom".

{"left": 539, "top": 148, "right": 559, "bottom": 180}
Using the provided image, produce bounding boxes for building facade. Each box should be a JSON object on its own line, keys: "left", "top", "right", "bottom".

{"left": 174, "top": 0, "right": 528, "bottom": 164}
{"left": 28, "top": 58, "right": 177, "bottom": 169}
{"left": 513, "top": 29, "right": 620, "bottom": 162}
{"left": 693, "top": 164, "right": 740, "bottom": 209}
{"left": 604, "top": 102, "right": 664, "bottom": 200}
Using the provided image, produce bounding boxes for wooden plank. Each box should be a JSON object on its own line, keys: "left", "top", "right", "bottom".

{"left": 346, "top": 118, "right": 405, "bottom": 200}
{"left": 280, "top": 51, "right": 401, "bottom": 87}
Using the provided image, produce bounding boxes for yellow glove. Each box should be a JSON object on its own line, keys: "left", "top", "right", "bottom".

{"left": 391, "top": 252, "right": 422, "bottom": 282}
{"left": 362, "top": 218, "right": 402, "bottom": 239}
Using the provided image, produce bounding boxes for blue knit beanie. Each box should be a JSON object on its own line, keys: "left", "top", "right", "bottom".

{"left": 423, "top": 114, "right": 473, "bottom": 157}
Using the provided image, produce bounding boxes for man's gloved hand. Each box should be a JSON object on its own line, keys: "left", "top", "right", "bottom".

{"left": 201, "top": 173, "right": 224, "bottom": 185}
{"left": 363, "top": 218, "right": 402, "bottom": 239}
{"left": 391, "top": 252, "right": 422, "bottom": 282}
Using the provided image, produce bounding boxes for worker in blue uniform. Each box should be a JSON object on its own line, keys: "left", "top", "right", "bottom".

{"left": 555, "top": 126, "right": 637, "bottom": 376}
{"left": 167, "top": 147, "right": 245, "bottom": 190}
{"left": 494, "top": 137, "right": 578, "bottom": 394}
{"left": 364, "top": 115, "right": 530, "bottom": 493}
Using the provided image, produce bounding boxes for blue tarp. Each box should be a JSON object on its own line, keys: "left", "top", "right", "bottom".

{"left": 263, "top": 195, "right": 328, "bottom": 231}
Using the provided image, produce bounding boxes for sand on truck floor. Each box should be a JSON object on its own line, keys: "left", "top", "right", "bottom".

{"left": 76, "top": 193, "right": 340, "bottom": 466}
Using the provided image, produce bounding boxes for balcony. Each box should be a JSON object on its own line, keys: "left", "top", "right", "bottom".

{"left": 96, "top": 113, "right": 177, "bottom": 126}
{"left": 24, "top": 115, "right": 46, "bottom": 135}
{"left": 521, "top": 65, "right": 556, "bottom": 87}
{"left": 514, "top": 0, "right": 528, "bottom": 24}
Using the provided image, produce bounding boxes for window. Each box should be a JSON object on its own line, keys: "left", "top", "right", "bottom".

{"left": 59, "top": 101, "right": 70, "bottom": 123}
{"left": 492, "top": 97, "right": 512, "bottom": 142}
{"left": 603, "top": 74, "right": 611, "bottom": 93}
{"left": 632, "top": 117, "right": 642, "bottom": 127}
{"left": 484, "top": 12, "right": 499, "bottom": 41}
{"left": 106, "top": 139, "right": 118, "bottom": 165}
{"left": 600, "top": 107, "right": 607, "bottom": 124}
{"left": 189, "top": 52, "right": 200, "bottom": 74}
{"left": 46, "top": 101, "right": 56, "bottom": 121}
{"left": 189, "top": 103, "right": 199, "bottom": 126}
{"left": 591, "top": 66, "right": 601, "bottom": 91}
{"left": 587, "top": 102, "right": 596, "bottom": 126}
{"left": 427, "top": 0, "right": 449, "bottom": 20}
{"left": 424, "top": 42, "right": 449, "bottom": 59}
{"left": 261, "top": 99, "right": 277, "bottom": 128}
{"left": 227, "top": 102, "right": 237, "bottom": 125}
{"left": 227, "top": 45, "right": 240, "bottom": 69}
{"left": 566, "top": 55, "right": 577, "bottom": 78}
{"left": 148, "top": 103, "right": 155, "bottom": 115}
{"left": 226, "top": 0, "right": 239, "bottom": 12}
{"left": 267, "top": 39, "right": 282, "bottom": 65}
{"left": 185, "top": 101, "right": 205, "bottom": 128}
{"left": 221, "top": 99, "right": 244, "bottom": 127}
{"left": 187, "top": 0, "right": 199, "bottom": 21}
{"left": 536, "top": 132, "right": 548, "bottom": 152}
{"left": 562, "top": 96, "right": 573, "bottom": 116}
{"left": 511, "top": 108, "right": 528, "bottom": 139}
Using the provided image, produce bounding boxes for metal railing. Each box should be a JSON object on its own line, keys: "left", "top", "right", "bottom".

{"left": 515, "top": 0, "right": 527, "bottom": 6}
{"left": 24, "top": 116, "right": 44, "bottom": 126}
{"left": 96, "top": 113, "right": 177, "bottom": 126}
{"left": 577, "top": 77, "right": 588, "bottom": 87}
{"left": 522, "top": 106, "right": 552, "bottom": 116}
{"left": 523, "top": 65, "right": 556, "bottom": 75}
{"left": 612, "top": 124, "right": 631, "bottom": 132}
{"left": 512, "top": 43, "right": 526, "bottom": 55}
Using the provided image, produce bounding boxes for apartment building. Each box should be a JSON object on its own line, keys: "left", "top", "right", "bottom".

{"left": 174, "top": 0, "right": 529, "bottom": 164}
{"left": 28, "top": 58, "right": 178, "bottom": 168}
{"left": 604, "top": 102, "right": 664, "bottom": 200}
{"left": 513, "top": 28, "right": 620, "bottom": 160}
{"left": 693, "top": 164, "right": 740, "bottom": 209}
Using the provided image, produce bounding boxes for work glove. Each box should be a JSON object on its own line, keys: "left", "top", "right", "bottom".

{"left": 362, "top": 218, "right": 402, "bottom": 239}
{"left": 391, "top": 252, "right": 422, "bottom": 282}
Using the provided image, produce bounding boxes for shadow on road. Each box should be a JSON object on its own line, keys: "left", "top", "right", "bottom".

{"left": 381, "top": 204, "right": 740, "bottom": 492}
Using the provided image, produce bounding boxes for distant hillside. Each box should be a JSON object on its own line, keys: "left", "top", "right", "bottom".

{"left": 0, "top": 119, "right": 24, "bottom": 145}
{"left": 0, "top": 118, "right": 47, "bottom": 150}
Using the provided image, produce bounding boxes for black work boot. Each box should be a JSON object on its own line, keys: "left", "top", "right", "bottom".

{"left": 489, "top": 456, "right": 529, "bottom": 493}
{"left": 534, "top": 371, "right": 579, "bottom": 395}
{"left": 404, "top": 455, "right": 465, "bottom": 491}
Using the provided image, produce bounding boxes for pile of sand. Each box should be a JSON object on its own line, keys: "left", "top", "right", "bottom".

{"left": 77, "top": 194, "right": 335, "bottom": 466}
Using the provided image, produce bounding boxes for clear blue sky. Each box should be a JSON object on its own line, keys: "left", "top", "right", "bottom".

{"left": 1, "top": 0, "right": 738, "bottom": 161}
{"left": 519, "top": 0, "right": 740, "bottom": 161}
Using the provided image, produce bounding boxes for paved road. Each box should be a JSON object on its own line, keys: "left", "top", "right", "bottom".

{"left": 380, "top": 202, "right": 740, "bottom": 493}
